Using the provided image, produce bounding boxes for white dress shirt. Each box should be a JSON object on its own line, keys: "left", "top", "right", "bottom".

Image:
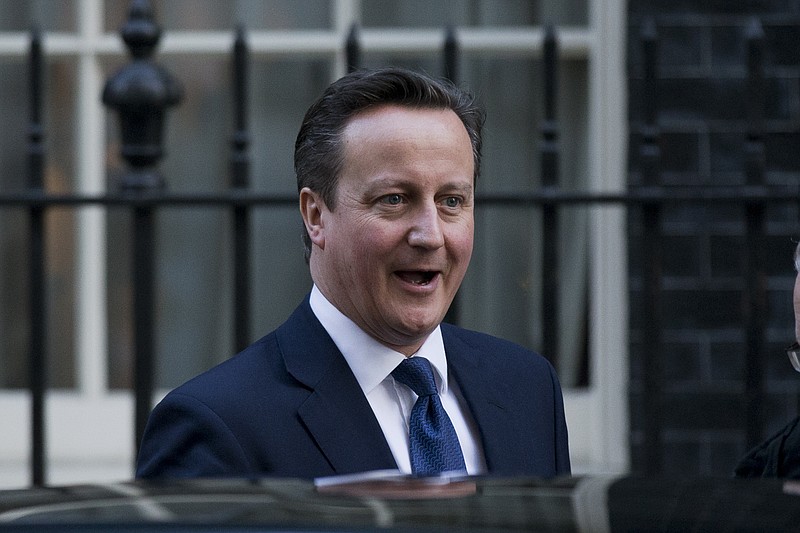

{"left": 309, "top": 285, "right": 487, "bottom": 475}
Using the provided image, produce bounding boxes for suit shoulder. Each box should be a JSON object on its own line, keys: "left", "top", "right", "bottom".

{"left": 159, "top": 298, "right": 321, "bottom": 411}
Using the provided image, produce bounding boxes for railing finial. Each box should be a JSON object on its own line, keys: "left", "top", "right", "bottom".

{"left": 102, "top": 0, "right": 183, "bottom": 190}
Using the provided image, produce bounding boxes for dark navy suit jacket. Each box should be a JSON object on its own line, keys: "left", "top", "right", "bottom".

{"left": 136, "top": 297, "right": 571, "bottom": 479}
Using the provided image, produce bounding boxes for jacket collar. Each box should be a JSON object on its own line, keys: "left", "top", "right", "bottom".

{"left": 277, "top": 297, "right": 398, "bottom": 475}
{"left": 442, "top": 325, "right": 527, "bottom": 475}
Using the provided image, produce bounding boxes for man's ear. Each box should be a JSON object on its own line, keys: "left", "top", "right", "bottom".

{"left": 299, "top": 187, "right": 326, "bottom": 250}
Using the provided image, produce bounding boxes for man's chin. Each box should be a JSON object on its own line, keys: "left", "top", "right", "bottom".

{"left": 394, "top": 319, "right": 443, "bottom": 344}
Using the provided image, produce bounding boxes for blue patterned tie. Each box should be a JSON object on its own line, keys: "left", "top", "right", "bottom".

{"left": 391, "top": 357, "right": 467, "bottom": 476}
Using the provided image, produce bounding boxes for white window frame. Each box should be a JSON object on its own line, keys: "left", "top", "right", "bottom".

{"left": 0, "top": 0, "right": 628, "bottom": 487}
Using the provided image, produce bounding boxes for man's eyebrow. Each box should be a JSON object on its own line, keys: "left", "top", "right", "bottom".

{"left": 441, "top": 182, "right": 474, "bottom": 196}
{"left": 360, "top": 176, "right": 408, "bottom": 194}
{"left": 361, "top": 176, "right": 474, "bottom": 195}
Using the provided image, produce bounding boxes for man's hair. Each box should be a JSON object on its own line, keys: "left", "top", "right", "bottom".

{"left": 294, "top": 67, "right": 486, "bottom": 261}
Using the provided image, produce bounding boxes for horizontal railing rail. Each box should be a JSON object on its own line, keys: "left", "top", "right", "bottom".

{"left": 6, "top": 0, "right": 798, "bottom": 486}
{"left": 0, "top": 186, "right": 795, "bottom": 207}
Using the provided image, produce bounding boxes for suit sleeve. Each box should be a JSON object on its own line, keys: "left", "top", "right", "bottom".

{"left": 135, "top": 392, "right": 252, "bottom": 479}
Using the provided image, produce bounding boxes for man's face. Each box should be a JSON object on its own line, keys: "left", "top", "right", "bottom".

{"left": 301, "top": 105, "right": 475, "bottom": 355}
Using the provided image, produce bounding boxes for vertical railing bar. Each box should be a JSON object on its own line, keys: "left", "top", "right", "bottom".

{"left": 443, "top": 26, "right": 460, "bottom": 326}
{"left": 102, "top": 0, "right": 182, "bottom": 459}
{"left": 27, "top": 27, "right": 46, "bottom": 488}
{"left": 231, "top": 25, "right": 251, "bottom": 353}
{"left": 132, "top": 205, "right": 156, "bottom": 457}
{"left": 640, "top": 16, "right": 664, "bottom": 475}
{"left": 346, "top": 24, "right": 360, "bottom": 73}
{"left": 443, "top": 26, "right": 458, "bottom": 84}
{"left": 744, "top": 18, "right": 767, "bottom": 450}
{"left": 540, "top": 24, "right": 559, "bottom": 366}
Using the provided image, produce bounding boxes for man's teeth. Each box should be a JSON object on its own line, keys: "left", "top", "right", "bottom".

{"left": 399, "top": 271, "right": 433, "bottom": 284}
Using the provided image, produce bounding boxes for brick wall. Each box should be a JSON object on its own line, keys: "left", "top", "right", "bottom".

{"left": 627, "top": 0, "right": 800, "bottom": 475}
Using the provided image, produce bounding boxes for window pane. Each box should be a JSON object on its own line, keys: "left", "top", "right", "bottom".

{"left": 0, "top": 60, "right": 27, "bottom": 193}
{"left": 538, "top": 0, "right": 588, "bottom": 26}
{"left": 0, "top": 209, "right": 27, "bottom": 388}
{"left": 0, "top": 56, "right": 77, "bottom": 389}
{"left": 358, "top": 54, "right": 444, "bottom": 78}
{"left": 0, "top": 0, "right": 76, "bottom": 32}
{"left": 0, "top": 58, "right": 31, "bottom": 389}
{"left": 456, "top": 56, "right": 590, "bottom": 387}
{"left": 105, "top": 0, "right": 332, "bottom": 32}
{"left": 362, "top": 0, "right": 587, "bottom": 27}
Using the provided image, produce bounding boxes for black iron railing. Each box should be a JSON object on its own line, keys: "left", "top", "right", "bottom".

{"left": 4, "top": 3, "right": 797, "bottom": 486}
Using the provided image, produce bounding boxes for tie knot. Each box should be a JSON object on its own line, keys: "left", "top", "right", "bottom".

{"left": 391, "top": 357, "right": 437, "bottom": 397}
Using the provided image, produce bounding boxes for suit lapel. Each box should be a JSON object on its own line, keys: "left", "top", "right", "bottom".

{"left": 443, "top": 327, "right": 525, "bottom": 474}
{"left": 277, "top": 299, "right": 397, "bottom": 475}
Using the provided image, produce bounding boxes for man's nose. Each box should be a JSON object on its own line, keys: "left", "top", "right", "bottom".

{"left": 407, "top": 204, "right": 445, "bottom": 249}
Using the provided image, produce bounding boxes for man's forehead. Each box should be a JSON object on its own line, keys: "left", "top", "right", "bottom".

{"left": 345, "top": 104, "right": 460, "bottom": 128}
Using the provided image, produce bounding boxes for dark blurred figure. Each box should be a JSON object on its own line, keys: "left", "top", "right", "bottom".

{"left": 735, "top": 241, "right": 800, "bottom": 478}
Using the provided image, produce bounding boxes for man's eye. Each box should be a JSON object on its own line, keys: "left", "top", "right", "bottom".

{"left": 381, "top": 194, "right": 403, "bottom": 205}
{"left": 443, "top": 197, "right": 462, "bottom": 208}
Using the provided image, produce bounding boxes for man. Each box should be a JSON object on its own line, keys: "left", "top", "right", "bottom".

{"left": 136, "top": 67, "right": 571, "bottom": 480}
{"left": 735, "top": 241, "right": 800, "bottom": 478}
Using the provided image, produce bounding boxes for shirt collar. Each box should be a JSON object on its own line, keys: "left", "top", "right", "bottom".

{"left": 309, "top": 285, "right": 449, "bottom": 395}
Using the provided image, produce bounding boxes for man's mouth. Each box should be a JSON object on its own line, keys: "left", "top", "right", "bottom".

{"left": 396, "top": 271, "right": 438, "bottom": 286}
